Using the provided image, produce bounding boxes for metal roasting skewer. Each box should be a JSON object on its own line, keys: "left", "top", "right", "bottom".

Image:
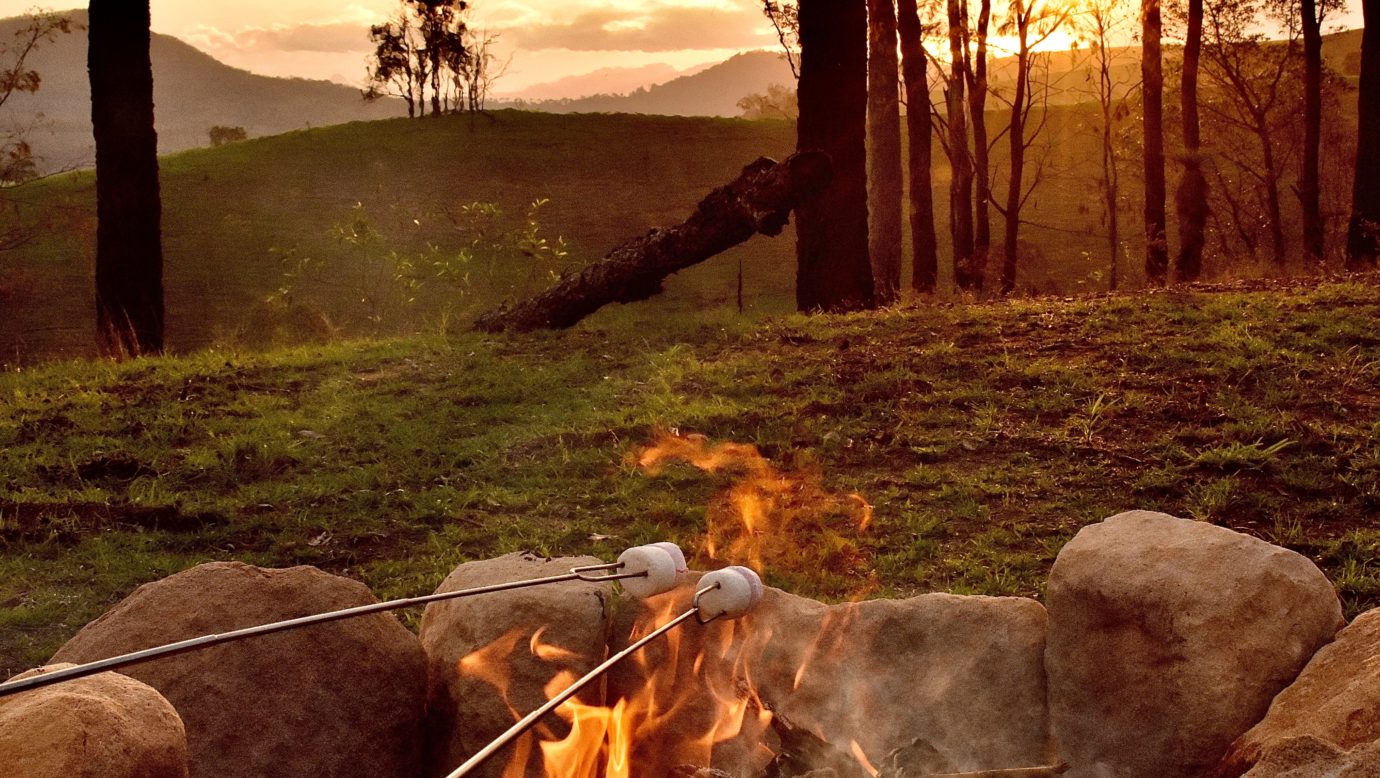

{"left": 0, "top": 560, "right": 648, "bottom": 700}
{"left": 446, "top": 581, "right": 726, "bottom": 778}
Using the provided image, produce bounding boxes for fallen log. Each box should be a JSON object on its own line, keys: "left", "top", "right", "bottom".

{"left": 473, "top": 151, "right": 832, "bottom": 333}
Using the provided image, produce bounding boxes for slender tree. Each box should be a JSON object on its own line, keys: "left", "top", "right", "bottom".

{"left": 947, "top": 0, "right": 978, "bottom": 289}
{"left": 796, "top": 0, "right": 875, "bottom": 311}
{"left": 1200, "top": 0, "right": 1298, "bottom": 266}
{"left": 868, "top": 0, "right": 904, "bottom": 303}
{"left": 1350, "top": 0, "right": 1380, "bottom": 268}
{"left": 1299, "top": 0, "right": 1323, "bottom": 263}
{"left": 1087, "top": 0, "right": 1132, "bottom": 290}
{"left": 968, "top": 0, "right": 993, "bottom": 272}
{"left": 1174, "top": 0, "right": 1208, "bottom": 282}
{"left": 89, "top": 0, "right": 164, "bottom": 356}
{"left": 998, "top": 0, "right": 1069, "bottom": 294}
{"left": 1142, "top": 0, "right": 1169, "bottom": 284}
{"left": 898, "top": 0, "right": 940, "bottom": 293}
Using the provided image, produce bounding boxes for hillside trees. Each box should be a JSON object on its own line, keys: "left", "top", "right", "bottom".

{"left": 1143, "top": 0, "right": 1169, "bottom": 284}
{"left": 1085, "top": 0, "right": 1135, "bottom": 290}
{"left": 89, "top": 0, "right": 164, "bottom": 355}
{"left": 795, "top": 0, "right": 875, "bottom": 311}
{"left": 1299, "top": 0, "right": 1323, "bottom": 262}
{"left": 968, "top": 0, "right": 994, "bottom": 274}
{"left": 0, "top": 12, "right": 72, "bottom": 252}
{"left": 996, "top": 0, "right": 1071, "bottom": 294}
{"left": 365, "top": 0, "right": 484, "bottom": 117}
{"left": 1200, "top": 0, "right": 1301, "bottom": 266}
{"left": 1348, "top": 0, "right": 1380, "bottom": 268}
{"left": 868, "top": 0, "right": 904, "bottom": 303}
{"left": 946, "top": 0, "right": 979, "bottom": 289}
{"left": 898, "top": 0, "right": 939, "bottom": 293}
{"left": 1175, "top": 0, "right": 1208, "bottom": 281}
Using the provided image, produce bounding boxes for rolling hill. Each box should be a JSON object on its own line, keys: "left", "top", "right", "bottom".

{"left": 0, "top": 9, "right": 403, "bottom": 174}
{"left": 499, "top": 51, "right": 797, "bottom": 117}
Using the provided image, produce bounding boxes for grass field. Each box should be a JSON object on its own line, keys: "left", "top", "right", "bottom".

{"left": 0, "top": 106, "right": 1250, "bottom": 364}
{"left": 3, "top": 275, "right": 1379, "bottom": 675}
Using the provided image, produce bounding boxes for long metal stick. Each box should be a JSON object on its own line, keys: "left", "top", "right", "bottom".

{"left": 0, "top": 562, "right": 644, "bottom": 699}
{"left": 447, "top": 584, "right": 719, "bottom": 778}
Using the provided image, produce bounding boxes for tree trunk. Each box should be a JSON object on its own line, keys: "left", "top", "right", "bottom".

{"left": 796, "top": 0, "right": 875, "bottom": 311}
{"left": 1261, "top": 131, "right": 1286, "bottom": 265}
{"left": 947, "top": 0, "right": 977, "bottom": 289}
{"left": 969, "top": 0, "right": 992, "bottom": 274}
{"left": 1349, "top": 0, "right": 1380, "bottom": 269}
{"left": 898, "top": 0, "right": 939, "bottom": 293}
{"left": 1000, "top": 17, "right": 1029, "bottom": 296}
{"left": 868, "top": 0, "right": 904, "bottom": 304}
{"left": 1097, "top": 23, "right": 1121, "bottom": 291}
{"left": 1142, "top": 0, "right": 1169, "bottom": 284}
{"left": 474, "top": 153, "right": 832, "bottom": 332}
{"left": 89, "top": 0, "right": 164, "bottom": 356}
{"left": 1300, "top": 0, "right": 1323, "bottom": 263}
{"left": 1174, "top": 0, "right": 1207, "bottom": 282}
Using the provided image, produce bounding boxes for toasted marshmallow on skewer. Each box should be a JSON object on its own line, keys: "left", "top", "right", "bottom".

{"left": 695, "top": 566, "right": 764, "bottom": 621}
{"left": 616, "top": 544, "right": 686, "bottom": 598}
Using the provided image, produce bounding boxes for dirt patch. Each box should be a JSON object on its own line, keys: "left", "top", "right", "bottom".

{"left": 0, "top": 501, "right": 228, "bottom": 545}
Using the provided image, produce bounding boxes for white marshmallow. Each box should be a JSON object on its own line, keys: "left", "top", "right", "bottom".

{"left": 696, "top": 566, "right": 764, "bottom": 621}
{"left": 617, "top": 545, "right": 682, "bottom": 598}
{"left": 648, "top": 542, "right": 688, "bottom": 574}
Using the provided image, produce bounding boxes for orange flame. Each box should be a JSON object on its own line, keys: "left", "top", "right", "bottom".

{"left": 635, "top": 432, "right": 875, "bottom": 581}
{"left": 460, "top": 434, "right": 880, "bottom": 776}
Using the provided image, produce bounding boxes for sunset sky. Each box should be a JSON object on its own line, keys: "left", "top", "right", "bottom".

{"left": 0, "top": 1, "right": 1364, "bottom": 97}
{"left": 0, "top": 0, "right": 781, "bottom": 95}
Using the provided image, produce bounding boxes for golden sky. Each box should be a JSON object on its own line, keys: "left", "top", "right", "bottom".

{"left": 0, "top": 0, "right": 778, "bottom": 95}
{"left": 0, "top": 1, "right": 1364, "bottom": 97}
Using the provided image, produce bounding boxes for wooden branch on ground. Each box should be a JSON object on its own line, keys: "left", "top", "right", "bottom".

{"left": 473, "top": 152, "right": 831, "bottom": 333}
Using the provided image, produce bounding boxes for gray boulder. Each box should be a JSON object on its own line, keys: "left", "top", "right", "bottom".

{"left": 51, "top": 561, "right": 427, "bottom": 778}
{"left": 1045, "top": 510, "right": 1344, "bottom": 778}
{"left": 0, "top": 664, "right": 189, "bottom": 778}
{"left": 607, "top": 573, "right": 1054, "bottom": 776}
{"left": 419, "top": 551, "right": 615, "bottom": 777}
{"left": 1220, "top": 608, "right": 1380, "bottom": 775}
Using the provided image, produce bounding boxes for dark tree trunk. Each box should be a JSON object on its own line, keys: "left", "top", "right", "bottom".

{"left": 1174, "top": 0, "right": 1207, "bottom": 282}
{"left": 1349, "top": 0, "right": 1380, "bottom": 268}
{"left": 1300, "top": 0, "right": 1323, "bottom": 263}
{"left": 796, "top": 0, "right": 875, "bottom": 311}
{"left": 898, "top": 0, "right": 939, "bottom": 294}
{"left": 969, "top": 0, "right": 992, "bottom": 271}
{"left": 1261, "top": 134, "right": 1286, "bottom": 265}
{"left": 1142, "top": 0, "right": 1169, "bottom": 284}
{"left": 475, "top": 153, "right": 831, "bottom": 332}
{"left": 947, "top": 0, "right": 977, "bottom": 289}
{"left": 1000, "top": 14, "right": 1029, "bottom": 296}
{"left": 89, "top": 0, "right": 164, "bottom": 356}
{"left": 868, "top": 0, "right": 904, "bottom": 304}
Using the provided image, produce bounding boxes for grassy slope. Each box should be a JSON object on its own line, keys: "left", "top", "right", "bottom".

{"left": 3, "top": 106, "right": 1189, "bottom": 363}
{"left": 3, "top": 277, "right": 1380, "bottom": 674}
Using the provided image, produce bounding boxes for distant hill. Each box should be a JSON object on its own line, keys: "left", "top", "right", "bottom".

{"left": 499, "top": 51, "right": 797, "bottom": 117}
{"left": 0, "top": 9, "right": 403, "bottom": 173}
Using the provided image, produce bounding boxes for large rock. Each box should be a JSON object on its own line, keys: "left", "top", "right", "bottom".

{"left": 419, "top": 552, "right": 615, "bottom": 777}
{"left": 0, "top": 664, "right": 189, "bottom": 777}
{"left": 1045, "top": 510, "right": 1344, "bottom": 778}
{"left": 607, "top": 574, "right": 1054, "bottom": 776}
{"left": 50, "top": 561, "right": 427, "bottom": 778}
{"left": 1240, "top": 735, "right": 1380, "bottom": 777}
{"left": 1220, "top": 608, "right": 1380, "bottom": 775}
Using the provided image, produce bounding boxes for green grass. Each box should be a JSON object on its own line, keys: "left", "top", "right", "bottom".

{"left": 3, "top": 276, "right": 1380, "bottom": 674}
{"left": 9, "top": 104, "right": 1329, "bottom": 365}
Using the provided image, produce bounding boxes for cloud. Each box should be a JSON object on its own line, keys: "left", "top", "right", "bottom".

{"left": 185, "top": 21, "right": 372, "bottom": 55}
{"left": 497, "top": 3, "right": 774, "bottom": 52}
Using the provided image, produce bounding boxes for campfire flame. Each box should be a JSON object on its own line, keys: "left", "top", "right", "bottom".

{"left": 637, "top": 432, "right": 874, "bottom": 578}
{"left": 458, "top": 433, "right": 879, "bottom": 777}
